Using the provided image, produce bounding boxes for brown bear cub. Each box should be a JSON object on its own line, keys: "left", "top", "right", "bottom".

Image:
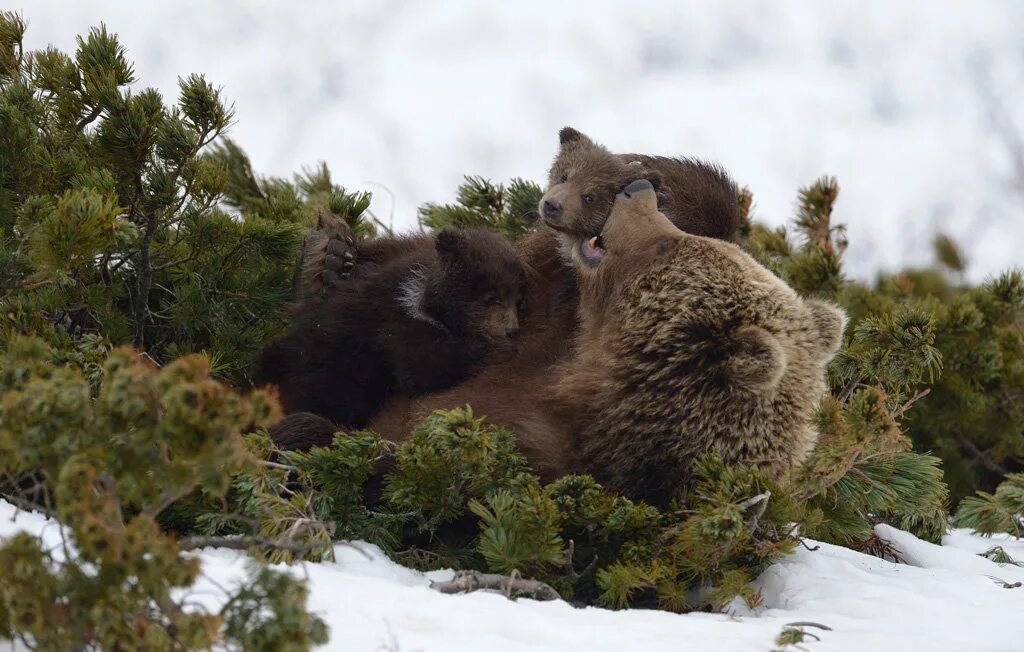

{"left": 539, "top": 127, "right": 741, "bottom": 269}
{"left": 258, "top": 227, "right": 525, "bottom": 431}
{"left": 552, "top": 180, "right": 846, "bottom": 507}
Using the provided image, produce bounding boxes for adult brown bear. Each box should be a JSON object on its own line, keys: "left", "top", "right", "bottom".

{"left": 371, "top": 181, "right": 844, "bottom": 509}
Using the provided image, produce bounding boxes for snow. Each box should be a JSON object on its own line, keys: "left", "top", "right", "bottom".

{"left": 3, "top": 500, "right": 1023, "bottom": 651}
{"left": 21, "top": 1, "right": 1024, "bottom": 284}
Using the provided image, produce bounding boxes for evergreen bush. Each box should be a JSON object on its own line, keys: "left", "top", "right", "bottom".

{"left": 2, "top": 11, "right": 1023, "bottom": 649}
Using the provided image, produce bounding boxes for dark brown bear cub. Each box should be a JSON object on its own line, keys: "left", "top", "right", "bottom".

{"left": 258, "top": 227, "right": 525, "bottom": 431}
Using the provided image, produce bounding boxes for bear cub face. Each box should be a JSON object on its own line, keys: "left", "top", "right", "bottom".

{"left": 416, "top": 228, "right": 526, "bottom": 351}
{"left": 539, "top": 127, "right": 663, "bottom": 269}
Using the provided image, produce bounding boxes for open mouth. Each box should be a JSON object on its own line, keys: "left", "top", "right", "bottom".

{"left": 578, "top": 234, "right": 606, "bottom": 266}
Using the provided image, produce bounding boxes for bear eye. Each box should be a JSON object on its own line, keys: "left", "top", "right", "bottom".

{"left": 560, "top": 173, "right": 568, "bottom": 183}
{"left": 583, "top": 194, "right": 595, "bottom": 204}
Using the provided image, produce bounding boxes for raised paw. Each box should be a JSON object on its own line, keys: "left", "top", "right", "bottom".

{"left": 293, "top": 209, "right": 359, "bottom": 301}
{"left": 324, "top": 238, "right": 357, "bottom": 284}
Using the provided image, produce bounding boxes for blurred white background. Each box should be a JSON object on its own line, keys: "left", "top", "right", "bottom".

{"left": 22, "top": 1, "right": 1024, "bottom": 281}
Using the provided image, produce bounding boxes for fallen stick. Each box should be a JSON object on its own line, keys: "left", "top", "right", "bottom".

{"left": 431, "top": 570, "right": 562, "bottom": 601}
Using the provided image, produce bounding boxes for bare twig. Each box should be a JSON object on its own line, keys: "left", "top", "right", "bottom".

{"left": 954, "top": 426, "right": 1009, "bottom": 476}
{"left": 1, "top": 279, "right": 53, "bottom": 291}
{"left": 985, "top": 575, "right": 1023, "bottom": 589}
{"left": 0, "top": 491, "right": 57, "bottom": 519}
{"left": 431, "top": 570, "right": 562, "bottom": 601}
{"left": 75, "top": 104, "right": 102, "bottom": 131}
{"left": 365, "top": 209, "right": 395, "bottom": 237}
{"left": 738, "top": 491, "right": 771, "bottom": 511}
{"left": 890, "top": 387, "right": 931, "bottom": 420}
{"left": 177, "top": 534, "right": 324, "bottom": 555}
{"left": 563, "top": 539, "right": 600, "bottom": 584}
{"left": 743, "top": 491, "right": 771, "bottom": 533}
{"left": 784, "top": 621, "right": 833, "bottom": 631}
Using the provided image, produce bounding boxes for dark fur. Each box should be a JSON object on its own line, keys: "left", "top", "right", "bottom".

{"left": 267, "top": 412, "right": 339, "bottom": 450}
{"left": 258, "top": 228, "right": 525, "bottom": 433}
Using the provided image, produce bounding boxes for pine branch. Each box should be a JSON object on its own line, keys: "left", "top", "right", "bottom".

{"left": 74, "top": 104, "right": 102, "bottom": 131}
{"left": 955, "top": 426, "right": 1009, "bottom": 476}
{"left": 177, "top": 535, "right": 324, "bottom": 555}
{"left": 431, "top": 570, "right": 562, "bottom": 601}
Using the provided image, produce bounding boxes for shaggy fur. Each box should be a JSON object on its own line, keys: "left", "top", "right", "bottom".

{"left": 371, "top": 181, "right": 843, "bottom": 507}
{"left": 267, "top": 411, "right": 339, "bottom": 450}
{"left": 367, "top": 130, "right": 744, "bottom": 465}
{"left": 552, "top": 180, "right": 847, "bottom": 505}
{"left": 258, "top": 228, "right": 525, "bottom": 431}
{"left": 539, "top": 127, "right": 741, "bottom": 269}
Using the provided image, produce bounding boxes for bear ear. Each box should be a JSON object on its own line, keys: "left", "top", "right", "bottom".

{"left": 559, "top": 126, "right": 592, "bottom": 147}
{"left": 723, "top": 325, "right": 786, "bottom": 392}
{"left": 805, "top": 299, "right": 847, "bottom": 359}
{"left": 435, "top": 227, "right": 468, "bottom": 263}
{"left": 624, "top": 162, "right": 663, "bottom": 192}
{"left": 644, "top": 168, "right": 663, "bottom": 191}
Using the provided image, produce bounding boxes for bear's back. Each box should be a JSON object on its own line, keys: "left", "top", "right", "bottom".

{"left": 570, "top": 236, "right": 840, "bottom": 506}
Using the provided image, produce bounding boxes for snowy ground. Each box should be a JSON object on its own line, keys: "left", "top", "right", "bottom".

{"left": 2, "top": 500, "right": 1022, "bottom": 651}
{"left": 21, "top": 1, "right": 1024, "bottom": 283}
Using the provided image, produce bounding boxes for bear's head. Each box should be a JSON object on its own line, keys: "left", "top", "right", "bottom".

{"left": 563, "top": 180, "right": 847, "bottom": 503}
{"left": 539, "top": 128, "right": 663, "bottom": 261}
{"left": 539, "top": 127, "right": 742, "bottom": 271}
{"left": 419, "top": 228, "right": 526, "bottom": 351}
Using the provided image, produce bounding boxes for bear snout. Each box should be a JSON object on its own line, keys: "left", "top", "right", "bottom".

{"left": 622, "top": 179, "right": 655, "bottom": 198}
{"left": 542, "top": 198, "right": 564, "bottom": 222}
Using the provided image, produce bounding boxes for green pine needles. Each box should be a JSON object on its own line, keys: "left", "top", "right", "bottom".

{"left": 0, "top": 12, "right": 375, "bottom": 387}
{"left": 0, "top": 335, "right": 327, "bottom": 650}
{"left": 3, "top": 11, "right": 1024, "bottom": 651}
{"left": 955, "top": 474, "right": 1024, "bottom": 537}
{"left": 418, "top": 175, "right": 542, "bottom": 240}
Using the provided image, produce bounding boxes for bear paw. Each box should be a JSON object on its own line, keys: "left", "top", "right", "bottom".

{"left": 293, "top": 209, "right": 358, "bottom": 301}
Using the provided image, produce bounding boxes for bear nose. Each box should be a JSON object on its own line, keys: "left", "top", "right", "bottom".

{"left": 543, "top": 199, "right": 563, "bottom": 221}
{"left": 622, "top": 179, "right": 655, "bottom": 198}
{"left": 505, "top": 325, "right": 520, "bottom": 339}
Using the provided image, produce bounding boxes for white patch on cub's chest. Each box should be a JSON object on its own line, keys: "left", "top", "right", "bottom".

{"left": 395, "top": 264, "right": 445, "bottom": 330}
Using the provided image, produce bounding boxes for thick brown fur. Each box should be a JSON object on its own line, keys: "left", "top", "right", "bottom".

{"left": 371, "top": 182, "right": 844, "bottom": 506}
{"left": 368, "top": 130, "right": 744, "bottom": 474}
{"left": 258, "top": 228, "right": 525, "bottom": 434}
{"left": 539, "top": 126, "right": 741, "bottom": 269}
{"left": 550, "top": 180, "right": 847, "bottom": 506}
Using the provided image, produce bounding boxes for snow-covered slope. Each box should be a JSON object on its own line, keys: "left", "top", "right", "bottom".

{"left": 3, "top": 500, "right": 1022, "bottom": 651}
{"left": 23, "top": 1, "right": 1024, "bottom": 283}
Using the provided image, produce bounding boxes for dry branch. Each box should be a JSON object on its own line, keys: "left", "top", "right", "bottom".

{"left": 431, "top": 570, "right": 562, "bottom": 601}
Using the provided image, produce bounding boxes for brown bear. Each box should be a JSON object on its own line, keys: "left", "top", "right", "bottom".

{"left": 539, "top": 126, "right": 740, "bottom": 267}
{"left": 549, "top": 179, "right": 847, "bottom": 505}
{"left": 276, "top": 128, "right": 744, "bottom": 455}
{"left": 258, "top": 227, "right": 525, "bottom": 430}
{"left": 374, "top": 181, "right": 845, "bottom": 507}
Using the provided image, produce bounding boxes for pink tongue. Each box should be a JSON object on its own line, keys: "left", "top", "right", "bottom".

{"left": 581, "top": 236, "right": 606, "bottom": 262}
